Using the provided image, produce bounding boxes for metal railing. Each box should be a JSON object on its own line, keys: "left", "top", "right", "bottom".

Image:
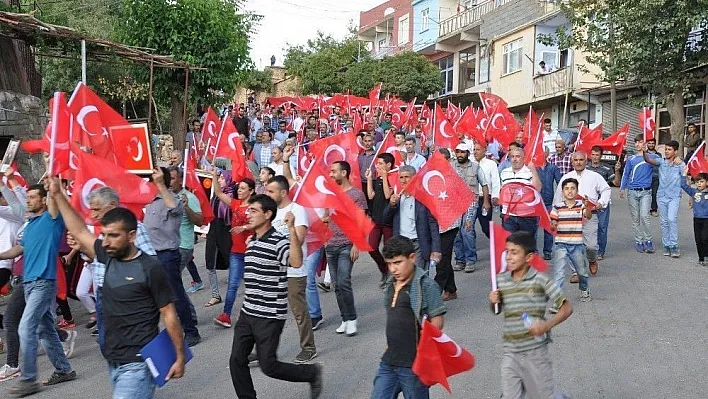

{"left": 533, "top": 67, "right": 572, "bottom": 98}
{"left": 438, "top": 0, "right": 506, "bottom": 38}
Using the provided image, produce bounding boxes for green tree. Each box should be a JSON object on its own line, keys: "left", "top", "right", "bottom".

{"left": 373, "top": 52, "right": 442, "bottom": 101}
{"left": 118, "top": 0, "right": 256, "bottom": 149}
{"left": 244, "top": 69, "right": 273, "bottom": 95}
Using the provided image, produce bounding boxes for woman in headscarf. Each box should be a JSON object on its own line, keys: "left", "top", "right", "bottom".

{"left": 203, "top": 169, "right": 235, "bottom": 307}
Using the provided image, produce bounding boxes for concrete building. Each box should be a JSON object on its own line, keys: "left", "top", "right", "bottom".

{"left": 358, "top": 0, "right": 414, "bottom": 59}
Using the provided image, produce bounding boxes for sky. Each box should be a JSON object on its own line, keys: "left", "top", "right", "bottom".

{"left": 245, "top": 0, "right": 383, "bottom": 70}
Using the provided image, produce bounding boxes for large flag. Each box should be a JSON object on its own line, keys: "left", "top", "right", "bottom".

{"left": 48, "top": 92, "right": 72, "bottom": 175}
{"left": 687, "top": 141, "right": 708, "bottom": 178}
{"left": 596, "top": 123, "right": 630, "bottom": 156}
{"left": 201, "top": 107, "right": 222, "bottom": 158}
{"left": 433, "top": 103, "right": 460, "bottom": 149}
{"left": 479, "top": 92, "right": 507, "bottom": 114}
{"left": 184, "top": 155, "right": 215, "bottom": 225}
{"left": 446, "top": 101, "right": 461, "bottom": 123}
{"left": 308, "top": 131, "right": 362, "bottom": 189}
{"left": 499, "top": 182, "right": 554, "bottom": 234}
{"left": 293, "top": 160, "right": 374, "bottom": 251}
{"left": 453, "top": 106, "right": 486, "bottom": 146}
{"left": 478, "top": 97, "right": 518, "bottom": 149}
{"left": 403, "top": 152, "right": 475, "bottom": 230}
{"left": 71, "top": 149, "right": 157, "bottom": 222}
{"left": 639, "top": 107, "right": 655, "bottom": 142}
{"left": 574, "top": 122, "right": 603, "bottom": 154}
{"left": 524, "top": 111, "right": 546, "bottom": 166}
{"left": 110, "top": 125, "right": 153, "bottom": 172}
{"left": 411, "top": 319, "right": 475, "bottom": 393}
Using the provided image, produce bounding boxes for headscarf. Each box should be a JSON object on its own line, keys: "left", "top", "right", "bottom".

{"left": 211, "top": 170, "right": 236, "bottom": 224}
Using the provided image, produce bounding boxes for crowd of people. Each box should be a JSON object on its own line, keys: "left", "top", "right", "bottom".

{"left": 0, "top": 99, "right": 706, "bottom": 399}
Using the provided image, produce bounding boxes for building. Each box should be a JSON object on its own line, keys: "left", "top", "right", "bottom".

{"left": 233, "top": 66, "right": 301, "bottom": 105}
{"left": 358, "top": 0, "right": 414, "bottom": 59}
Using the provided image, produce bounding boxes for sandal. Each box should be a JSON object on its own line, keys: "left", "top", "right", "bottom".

{"left": 204, "top": 296, "right": 222, "bottom": 307}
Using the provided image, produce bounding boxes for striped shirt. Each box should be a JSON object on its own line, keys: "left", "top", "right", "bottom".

{"left": 550, "top": 200, "right": 585, "bottom": 244}
{"left": 500, "top": 166, "right": 534, "bottom": 214}
{"left": 497, "top": 268, "right": 566, "bottom": 353}
{"left": 241, "top": 227, "right": 290, "bottom": 320}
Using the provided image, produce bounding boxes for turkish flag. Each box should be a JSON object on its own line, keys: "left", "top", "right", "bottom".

{"left": 403, "top": 152, "right": 475, "bottom": 230}
{"left": 308, "top": 131, "right": 362, "bottom": 189}
{"left": 639, "top": 107, "right": 655, "bottom": 142}
{"left": 411, "top": 319, "right": 475, "bottom": 393}
{"left": 574, "top": 122, "right": 603, "bottom": 154}
{"left": 184, "top": 155, "right": 215, "bottom": 225}
{"left": 524, "top": 111, "right": 546, "bottom": 166}
{"left": 387, "top": 168, "right": 402, "bottom": 195}
{"left": 296, "top": 145, "right": 314, "bottom": 178}
{"left": 402, "top": 98, "right": 418, "bottom": 130}
{"left": 490, "top": 221, "right": 547, "bottom": 275}
{"left": 369, "top": 82, "right": 382, "bottom": 104}
{"left": 453, "top": 106, "right": 486, "bottom": 145}
{"left": 499, "top": 182, "right": 554, "bottom": 234}
{"left": 433, "top": 103, "right": 460, "bottom": 149}
{"left": 214, "top": 118, "right": 249, "bottom": 181}
{"left": 390, "top": 106, "right": 406, "bottom": 129}
{"left": 378, "top": 131, "right": 404, "bottom": 168}
{"left": 71, "top": 149, "right": 157, "bottom": 222}
{"left": 201, "top": 107, "right": 222, "bottom": 158}
{"left": 687, "top": 141, "right": 708, "bottom": 178}
{"left": 446, "top": 101, "right": 461, "bottom": 123}
{"left": 47, "top": 92, "right": 72, "bottom": 176}
{"left": 67, "top": 82, "right": 127, "bottom": 159}
{"left": 479, "top": 92, "right": 507, "bottom": 113}
{"left": 110, "top": 124, "right": 153, "bottom": 172}
{"left": 1, "top": 162, "right": 28, "bottom": 188}
{"left": 304, "top": 207, "right": 333, "bottom": 254}
{"left": 596, "top": 123, "right": 629, "bottom": 156}
{"left": 478, "top": 100, "right": 518, "bottom": 149}
{"left": 293, "top": 161, "right": 374, "bottom": 251}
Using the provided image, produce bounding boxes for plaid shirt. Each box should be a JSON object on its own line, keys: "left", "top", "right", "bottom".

{"left": 547, "top": 152, "right": 573, "bottom": 175}
{"left": 92, "top": 221, "right": 156, "bottom": 287}
{"left": 269, "top": 117, "right": 280, "bottom": 130}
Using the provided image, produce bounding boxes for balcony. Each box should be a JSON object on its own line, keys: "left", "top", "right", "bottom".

{"left": 373, "top": 45, "right": 398, "bottom": 59}
{"left": 438, "top": 0, "right": 510, "bottom": 38}
{"left": 533, "top": 67, "right": 572, "bottom": 98}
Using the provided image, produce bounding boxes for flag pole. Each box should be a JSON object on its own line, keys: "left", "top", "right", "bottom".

{"left": 48, "top": 92, "right": 60, "bottom": 176}
{"left": 212, "top": 114, "right": 227, "bottom": 163}
{"left": 182, "top": 147, "right": 189, "bottom": 189}
{"left": 292, "top": 155, "right": 317, "bottom": 203}
{"left": 489, "top": 220, "right": 500, "bottom": 315}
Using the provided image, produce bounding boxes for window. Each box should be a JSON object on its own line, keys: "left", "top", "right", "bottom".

{"left": 540, "top": 51, "right": 557, "bottom": 70}
{"left": 559, "top": 49, "right": 569, "bottom": 68}
{"left": 479, "top": 45, "right": 490, "bottom": 83}
{"left": 459, "top": 47, "right": 476, "bottom": 90}
{"left": 398, "top": 15, "right": 409, "bottom": 45}
{"left": 421, "top": 8, "right": 429, "bottom": 32}
{"left": 437, "top": 55, "right": 455, "bottom": 95}
{"left": 502, "top": 38, "right": 523, "bottom": 75}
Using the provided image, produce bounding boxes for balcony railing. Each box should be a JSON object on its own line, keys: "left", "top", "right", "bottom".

{"left": 373, "top": 45, "right": 399, "bottom": 59}
{"left": 438, "top": 0, "right": 509, "bottom": 38}
{"left": 533, "top": 67, "right": 572, "bottom": 98}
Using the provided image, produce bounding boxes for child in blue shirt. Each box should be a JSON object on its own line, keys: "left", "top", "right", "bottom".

{"left": 680, "top": 169, "right": 708, "bottom": 266}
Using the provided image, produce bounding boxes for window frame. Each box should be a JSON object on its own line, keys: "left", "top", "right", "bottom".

{"left": 502, "top": 38, "right": 523, "bottom": 76}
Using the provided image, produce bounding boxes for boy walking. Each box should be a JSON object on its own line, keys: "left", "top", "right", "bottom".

{"left": 489, "top": 231, "right": 573, "bottom": 399}
{"left": 680, "top": 169, "right": 708, "bottom": 266}
{"left": 550, "top": 178, "right": 593, "bottom": 301}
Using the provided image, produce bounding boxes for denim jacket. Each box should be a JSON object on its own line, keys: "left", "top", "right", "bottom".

{"left": 383, "top": 267, "right": 447, "bottom": 325}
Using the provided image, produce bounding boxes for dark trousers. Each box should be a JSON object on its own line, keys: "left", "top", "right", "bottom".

{"left": 156, "top": 250, "right": 199, "bottom": 337}
{"left": 543, "top": 205, "right": 554, "bottom": 257}
{"left": 368, "top": 224, "right": 393, "bottom": 276}
{"left": 694, "top": 217, "right": 708, "bottom": 261}
{"left": 435, "top": 228, "right": 459, "bottom": 294}
{"left": 502, "top": 216, "right": 539, "bottom": 251}
{"left": 4, "top": 277, "right": 24, "bottom": 368}
{"left": 651, "top": 177, "right": 659, "bottom": 212}
{"left": 56, "top": 297, "right": 72, "bottom": 321}
{"left": 476, "top": 196, "right": 492, "bottom": 238}
{"left": 229, "top": 313, "right": 317, "bottom": 399}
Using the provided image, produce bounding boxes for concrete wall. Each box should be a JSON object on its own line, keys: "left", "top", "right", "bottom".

{"left": 490, "top": 25, "right": 536, "bottom": 108}
{"left": 412, "top": 0, "right": 439, "bottom": 52}
{"left": 480, "top": 0, "right": 546, "bottom": 40}
{"left": 0, "top": 90, "right": 47, "bottom": 183}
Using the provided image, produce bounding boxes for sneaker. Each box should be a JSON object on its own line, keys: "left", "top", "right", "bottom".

{"left": 186, "top": 281, "right": 204, "bottom": 293}
{"left": 294, "top": 349, "right": 318, "bottom": 364}
{"left": 311, "top": 316, "right": 324, "bottom": 331}
{"left": 597, "top": 254, "right": 604, "bottom": 261}
{"left": 42, "top": 370, "right": 76, "bottom": 386}
{"left": 317, "top": 282, "right": 331, "bottom": 292}
{"left": 310, "top": 363, "right": 323, "bottom": 399}
{"left": 452, "top": 263, "right": 464, "bottom": 272}
{"left": 56, "top": 319, "right": 75, "bottom": 329}
{"left": 644, "top": 241, "right": 655, "bottom": 253}
{"left": 8, "top": 380, "right": 40, "bottom": 397}
{"left": 569, "top": 273, "right": 579, "bottom": 284}
{"left": 247, "top": 351, "right": 259, "bottom": 367}
{"left": 335, "top": 321, "right": 347, "bottom": 334}
{"left": 0, "top": 364, "right": 21, "bottom": 382}
{"left": 589, "top": 261, "right": 598, "bottom": 276}
{"left": 464, "top": 262, "right": 476, "bottom": 273}
{"left": 214, "top": 313, "right": 232, "bottom": 328}
{"left": 543, "top": 253, "right": 552, "bottom": 261}
{"left": 345, "top": 319, "right": 357, "bottom": 337}
{"left": 185, "top": 334, "right": 201, "bottom": 347}
{"left": 580, "top": 290, "right": 591, "bottom": 302}
{"left": 85, "top": 315, "right": 97, "bottom": 329}
{"left": 62, "top": 330, "right": 77, "bottom": 359}
{"left": 90, "top": 328, "right": 99, "bottom": 337}
{"left": 635, "top": 242, "right": 645, "bottom": 253}
{"left": 663, "top": 246, "right": 671, "bottom": 256}
{"left": 670, "top": 246, "right": 680, "bottom": 258}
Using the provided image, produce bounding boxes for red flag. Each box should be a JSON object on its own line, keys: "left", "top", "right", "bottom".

{"left": 433, "top": 103, "right": 460, "bottom": 149}
{"left": 296, "top": 145, "right": 314, "bottom": 178}
{"left": 478, "top": 99, "right": 518, "bottom": 149}
{"left": 402, "top": 98, "right": 418, "bottom": 130}
{"left": 387, "top": 168, "right": 402, "bottom": 195}
{"left": 453, "top": 106, "right": 486, "bottom": 145}
{"left": 499, "top": 182, "right": 554, "bottom": 234}
{"left": 308, "top": 131, "right": 362, "bottom": 189}
{"left": 1, "top": 162, "right": 28, "bottom": 188}
{"left": 48, "top": 92, "right": 72, "bottom": 176}
{"left": 390, "top": 106, "right": 406, "bottom": 129}
{"left": 596, "top": 123, "right": 629, "bottom": 156}
{"left": 403, "top": 152, "right": 475, "bottom": 230}
{"left": 110, "top": 124, "right": 153, "bottom": 172}
{"left": 214, "top": 118, "right": 249, "bottom": 181}
{"left": 446, "top": 101, "right": 461, "bottom": 123}
{"left": 378, "top": 131, "right": 405, "bottom": 168}
{"left": 71, "top": 149, "right": 157, "bottom": 222}
{"left": 524, "top": 111, "right": 546, "bottom": 166}
{"left": 304, "top": 207, "right": 333, "bottom": 254}
{"left": 490, "top": 221, "right": 547, "bottom": 274}
{"left": 639, "top": 107, "right": 655, "bottom": 142}
{"left": 369, "top": 82, "right": 382, "bottom": 104}
{"left": 293, "top": 161, "right": 374, "bottom": 251}
{"left": 185, "top": 155, "right": 215, "bottom": 225}
{"left": 574, "top": 123, "right": 603, "bottom": 154}
{"left": 411, "top": 319, "right": 475, "bottom": 393}
{"left": 687, "top": 141, "right": 708, "bottom": 178}
{"left": 201, "top": 107, "right": 222, "bottom": 158}
{"left": 479, "top": 92, "right": 507, "bottom": 114}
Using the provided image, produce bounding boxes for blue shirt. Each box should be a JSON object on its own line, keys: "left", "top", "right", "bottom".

{"left": 536, "top": 162, "right": 562, "bottom": 206}
{"left": 654, "top": 156, "right": 685, "bottom": 199}
{"left": 21, "top": 211, "right": 65, "bottom": 282}
{"left": 620, "top": 154, "right": 653, "bottom": 190}
{"left": 681, "top": 183, "right": 708, "bottom": 218}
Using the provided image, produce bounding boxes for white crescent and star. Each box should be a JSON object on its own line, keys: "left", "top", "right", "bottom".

{"left": 431, "top": 333, "right": 463, "bottom": 358}
{"left": 129, "top": 137, "right": 143, "bottom": 162}
{"left": 439, "top": 120, "right": 453, "bottom": 138}
{"left": 227, "top": 132, "right": 240, "bottom": 151}
{"left": 324, "top": 144, "right": 346, "bottom": 164}
{"left": 207, "top": 121, "right": 217, "bottom": 137}
{"left": 522, "top": 190, "right": 542, "bottom": 207}
{"left": 81, "top": 178, "right": 106, "bottom": 208}
{"left": 422, "top": 170, "right": 447, "bottom": 200}
{"left": 314, "top": 175, "right": 335, "bottom": 196}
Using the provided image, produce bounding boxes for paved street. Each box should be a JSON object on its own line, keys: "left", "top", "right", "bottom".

{"left": 3, "top": 188, "right": 707, "bottom": 399}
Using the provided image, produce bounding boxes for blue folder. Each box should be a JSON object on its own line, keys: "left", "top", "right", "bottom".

{"left": 139, "top": 329, "right": 194, "bottom": 387}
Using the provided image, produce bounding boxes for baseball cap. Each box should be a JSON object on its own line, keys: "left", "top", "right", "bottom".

{"left": 455, "top": 143, "right": 469, "bottom": 152}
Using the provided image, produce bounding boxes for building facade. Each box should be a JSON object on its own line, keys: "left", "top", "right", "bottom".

{"left": 358, "top": 0, "right": 414, "bottom": 59}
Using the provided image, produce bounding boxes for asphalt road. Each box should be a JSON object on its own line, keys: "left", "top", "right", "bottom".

{"left": 3, "top": 188, "right": 707, "bottom": 399}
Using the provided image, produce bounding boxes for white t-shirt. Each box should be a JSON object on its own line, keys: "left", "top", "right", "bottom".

{"left": 272, "top": 202, "right": 309, "bottom": 278}
{"left": 268, "top": 161, "right": 285, "bottom": 176}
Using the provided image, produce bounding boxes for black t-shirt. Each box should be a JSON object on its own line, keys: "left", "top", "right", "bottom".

{"left": 233, "top": 116, "right": 249, "bottom": 136}
{"left": 382, "top": 284, "right": 418, "bottom": 367}
{"left": 95, "top": 240, "right": 174, "bottom": 364}
{"left": 370, "top": 178, "right": 393, "bottom": 226}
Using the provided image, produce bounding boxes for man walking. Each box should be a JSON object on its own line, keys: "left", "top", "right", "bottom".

{"left": 619, "top": 135, "right": 656, "bottom": 253}
{"left": 366, "top": 153, "right": 395, "bottom": 286}
{"left": 586, "top": 146, "right": 621, "bottom": 259}
{"left": 498, "top": 147, "right": 542, "bottom": 239}
{"left": 472, "top": 141, "right": 499, "bottom": 239}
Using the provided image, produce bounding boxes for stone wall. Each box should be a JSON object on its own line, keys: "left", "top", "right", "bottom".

{"left": 0, "top": 90, "right": 47, "bottom": 183}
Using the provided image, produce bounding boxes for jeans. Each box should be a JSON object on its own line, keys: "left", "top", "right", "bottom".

{"left": 19, "top": 279, "right": 72, "bottom": 381}
{"left": 304, "top": 247, "right": 323, "bottom": 319}
{"left": 552, "top": 243, "right": 589, "bottom": 291}
{"left": 325, "top": 243, "right": 357, "bottom": 321}
{"left": 454, "top": 203, "right": 478, "bottom": 264}
{"left": 628, "top": 189, "right": 652, "bottom": 243}
{"left": 502, "top": 216, "right": 539, "bottom": 250}
{"left": 4, "top": 277, "right": 24, "bottom": 368}
{"left": 156, "top": 250, "right": 199, "bottom": 338}
{"left": 476, "top": 195, "right": 492, "bottom": 238}
{"left": 108, "top": 362, "right": 156, "bottom": 399}
{"left": 368, "top": 224, "right": 393, "bottom": 276}
{"left": 543, "top": 205, "right": 554, "bottom": 257}
{"left": 657, "top": 196, "right": 680, "bottom": 248}
{"left": 582, "top": 214, "right": 599, "bottom": 262}
{"left": 229, "top": 313, "right": 317, "bottom": 399}
{"left": 179, "top": 248, "right": 202, "bottom": 284}
{"left": 596, "top": 205, "right": 611, "bottom": 255}
{"left": 435, "top": 228, "right": 458, "bottom": 294}
{"left": 224, "top": 253, "right": 245, "bottom": 317}
{"left": 371, "top": 360, "right": 429, "bottom": 399}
